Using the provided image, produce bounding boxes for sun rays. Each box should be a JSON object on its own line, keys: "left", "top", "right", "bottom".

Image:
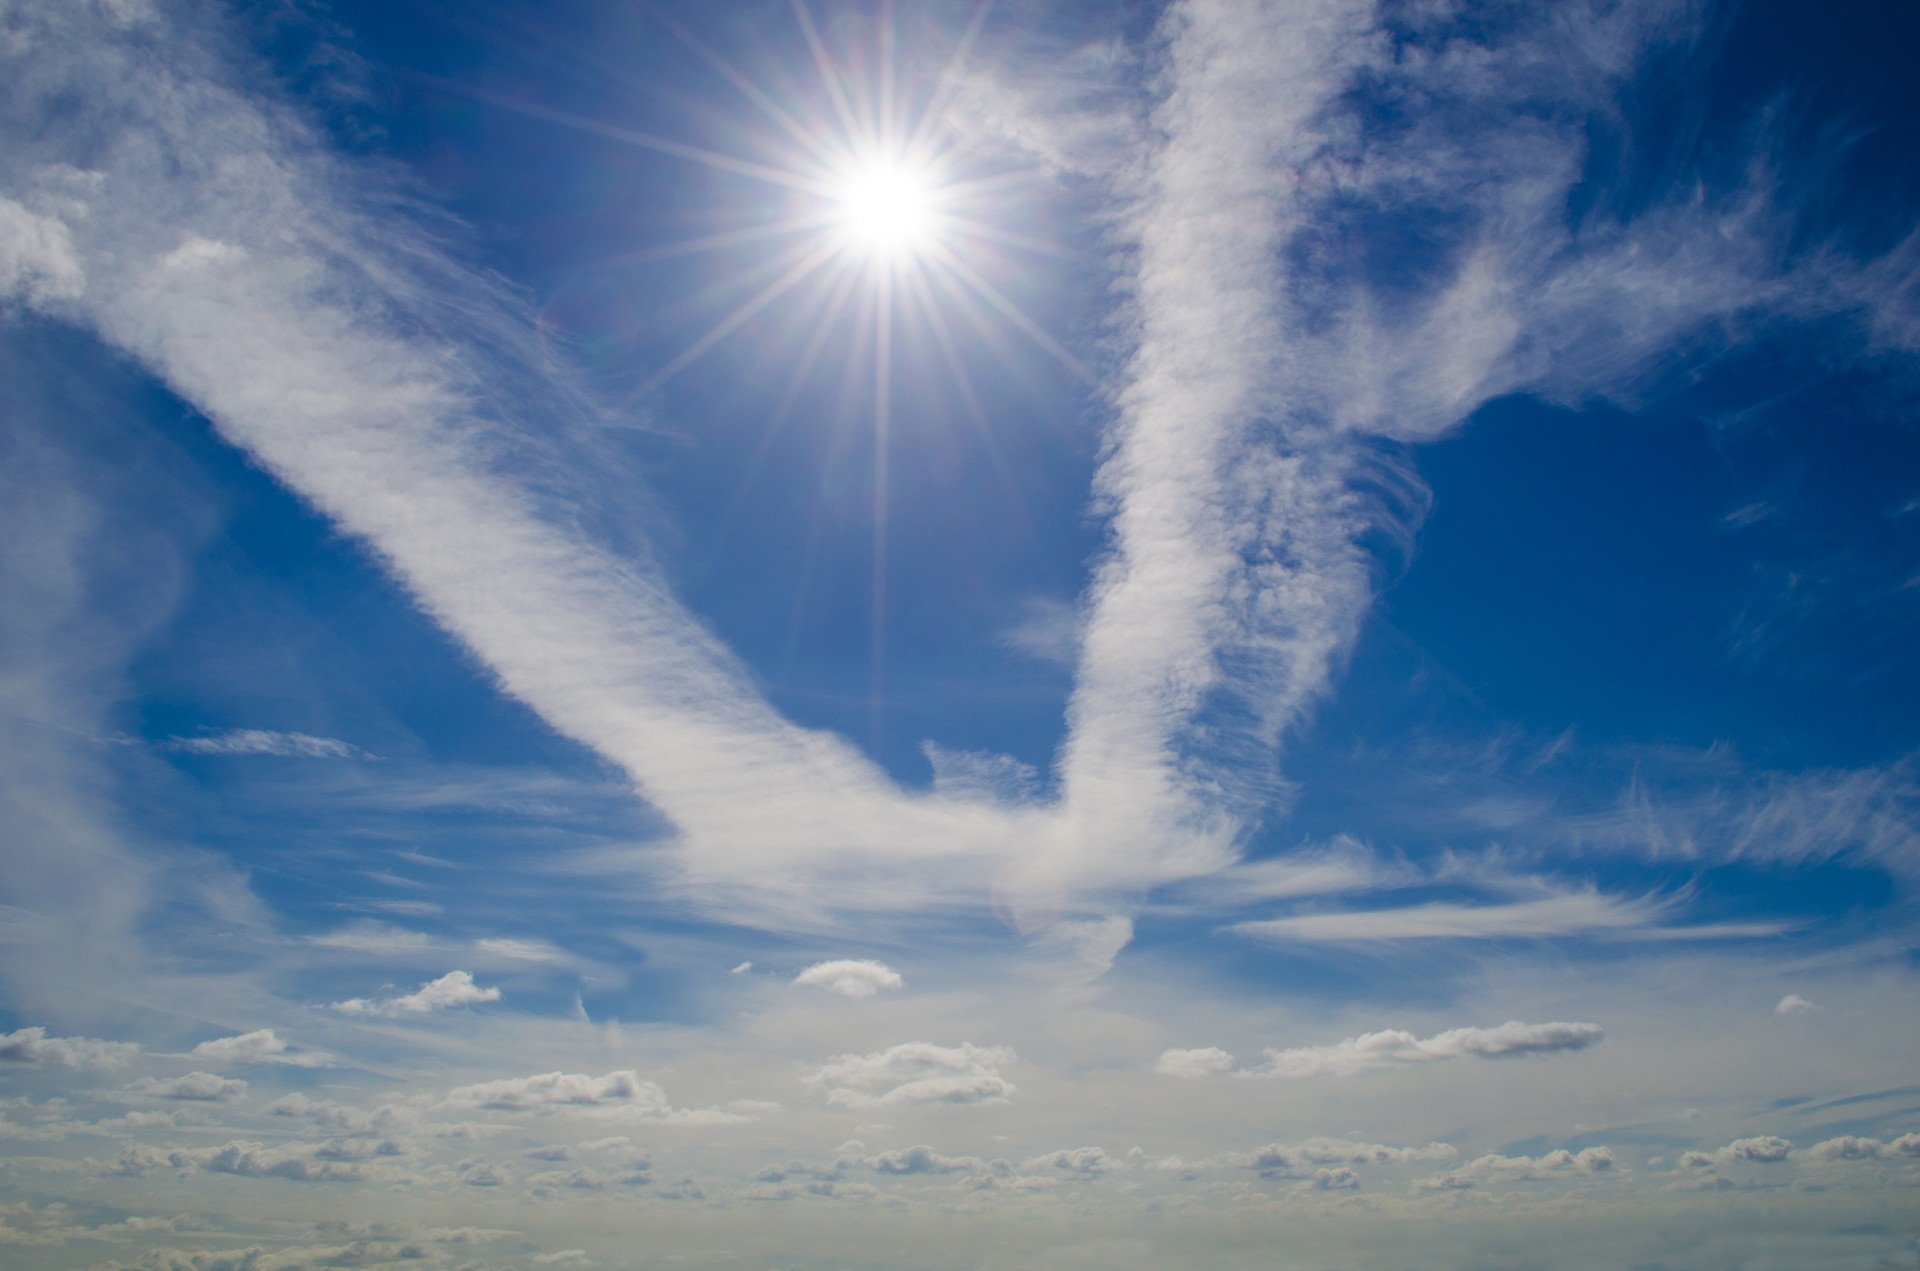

{"left": 441, "top": 1, "right": 1084, "bottom": 748}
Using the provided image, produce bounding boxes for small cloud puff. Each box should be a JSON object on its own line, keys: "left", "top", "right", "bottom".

{"left": 1775, "top": 994, "right": 1818, "bottom": 1016}
{"left": 0, "top": 1026, "right": 139, "bottom": 1069}
{"left": 332, "top": 970, "right": 501, "bottom": 1016}
{"left": 729, "top": 961, "right": 753, "bottom": 974}
{"left": 806, "top": 1042, "right": 1016, "bottom": 1108}
{"left": 1155, "top": 1047, "right": 1236, "bottom": 1078}
{"left": 791, "top": 959, "right": 904, "bottom": 999}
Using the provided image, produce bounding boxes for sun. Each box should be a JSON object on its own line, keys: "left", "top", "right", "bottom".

{"left": 830, "top": 156, "right": 939, "bottom": 260}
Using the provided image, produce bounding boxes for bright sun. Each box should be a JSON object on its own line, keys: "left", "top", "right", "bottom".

{"left": 832, "top": 159, "right": 938, "bottom": 258}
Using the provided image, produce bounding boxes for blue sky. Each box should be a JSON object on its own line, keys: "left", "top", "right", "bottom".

{"left": 3, "top": 0, "right": 1920, "bottom": 1267}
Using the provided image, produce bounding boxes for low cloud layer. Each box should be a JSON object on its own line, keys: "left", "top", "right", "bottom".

{"left": 806, "top": 1043, "right": 1018, "bottom": 1108}
{"left": 1159, "top": 1020, "right": 1603, "bottom": 1079}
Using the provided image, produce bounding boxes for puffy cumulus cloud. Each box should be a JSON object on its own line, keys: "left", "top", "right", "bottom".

{"left": 264, "top": 1094, "right": 407, "bottom": 1133}
{"left": 190, "top": 1029, "right": 328, "bottom": 1067}
{"left": 1024, "top": 1147, "right": 1113, "bottom": 1176}
{"left": 863, "top": 1145, "right": 998, "bottom": 1176}
{"left": 441, "top": 1070, "right": 741, "bottom": 1124}
{"left": 1298, "top": 1166, "right": 1360, "bottom": 1191}
{"left": 127, "top": 1072, "right": 248, "bottom": 1102}
{"left": 1724, "top": 1136, "right": 1794, "bottom": 1164}
{"left": 1421, "top": 1147, "right": 1617, "bottom": 1187}
{"left": 1775, "top": 994, "right": 1819, "bottom": 1016}
{"left": 1682, "top": 1135, "right": 1796, "bottom": 1170}
{"left": 1155, "top": 1046, "right": 1236, "bottom": 1078}
{"left": 526, "top": 1166, "right": 652, "bottom": 1197}
{"left": 0, "top": 1026, "right": 139, "bottom": 1069}
{"left": 1805, "top": 1134, "right": 1920, "bottom": 1161}
{"left": 1246, "top": 1021, "right": 1602, "bottom": 1078}
{"left": 1246, "top": 1138, "right": 1457, "bottom": 1178}
{"left": 107, "top": 1138, "right": 382, "bottom": 1183}
{"left": 806, "top": 1042, "right": 1017, "bottom": 1108}
{"left": 332, "top": 970, "right": 501, "bottom": 1016}
{"left": 791, "top": 959, "right": 905, "bottom": 999}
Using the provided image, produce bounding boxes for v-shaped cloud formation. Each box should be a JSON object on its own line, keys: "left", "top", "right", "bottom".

{"left": 2, "top": 0, "right": 1913, "bottom": 951}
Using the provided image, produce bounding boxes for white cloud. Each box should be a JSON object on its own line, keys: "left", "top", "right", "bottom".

{"left": 1228, "top": 890, "right": 1780, "bottom": 943}
{"left": 190, "top": 1029, "right": 327, "bottom": 1067}
{"left": 1155, "top": 1047, "right": 1236, "bottom": 1078}
{"left": 729, "top": 961, "right": 752, "bottom": 974}
{"left": 332, "top": 971, "right": 501, "bottom": 1016}
{"left": 127, "top": 1072, "right": 248, "bottom": 1102}
{"left": 1245, "top": 1020, "right": 1603, "bottom": 1078}
{"left": 1775, "top": 994, "right": 1818, "bottom": 1016}
{"left": 444, "top": 1070, "right": 667, "bottom": 1112}
{"left": 163, "top": 729, "right": 366, "bottom": 759}
{"left": 791, "top": 959, "right": 905, "bottom": 999}
{"left": 1024, "top": 1147, "right": 1113, "bottom": 1176}
{"left": 806, "top": 1042, "right": 1017, "bottom": 1108}
{"left": 0, "top": 193, "right": 85, "bottom": 305}
{"left": 1443, "top": 1151, "right": 1620, "bottom": 1190}
{"left": 0, "top": 1026, "right": 138, "bottom": 1069}
{"left": 863, "top": 1145, "right": 994, "bottom": 1176}
{"left": 441, "top": 1070, "right": 742, "bottom": 1124}
{"left": 1724, "top": 1135, "right": 1794, "bottom": 1164}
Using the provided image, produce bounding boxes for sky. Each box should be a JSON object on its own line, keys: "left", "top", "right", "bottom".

{"left": 2, "top": 0, "right": 1919, "bottom": 1267}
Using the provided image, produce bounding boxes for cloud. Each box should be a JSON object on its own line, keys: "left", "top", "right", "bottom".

{"left": 264, "top": 1094, "right": 407, "bottom": 1133}
{"left": 729, "top": 961, "right": 752, "bottom": 974}
{"left": 441, "top": 1070, "right": 740, "bottom": 1123}
{"left": 1775, "top": 994, "right": 1819, "bottom": 1016}
{"left": 1024, "top": 1147, "right": 1113, "bottom": 1176}
{"left": 1155, "top": 1047, "right": 1236, "bottom": 1078}
{"left": 791, "top": 959, "right": 905, "bottom": 999}
{"left": 0, "top": 1026, "right": 138, "bottom": 1069}
{"left": 1805, "top": 1134, "right": 1920, "bottom": 1161}
{"left": 1682, "top": 1136, "right": 1796, "bottom": 1169}
{"left": 444, "top": 1070, "right": 668, "bottom": 1112}
{"left": 806, "top": 1042, "right": 1017, "bottom": 1108}
{"left": 332, "top": 971, "right": 501, "bottom": 1016}
{"left": 1244, "top": 1021, "right": 1603, "bottom": 1078}
{"left": 1413, "top": 1147, "right": 1615, "bottom": 1191}
{"left": 127, "top": 1072, "right": 248, "bottom": 1102}
{"left": 190, "top": 1029, "right": 327, "bottom": 1067}
{"left": 162, "top": 729, "right": 367, "bottom": 759}
{"left": 863, "top": 1145, "right": 994, "bottom": 1176}
{"left": 1228, "top": 890, "right": 1781, "bottom": 943}
{"left": 0, "top": 193, "right": 85, "bottom": 305}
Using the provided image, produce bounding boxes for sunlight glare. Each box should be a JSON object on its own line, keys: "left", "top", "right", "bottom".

{"left": 832, "top": 158, "right": 938, "bottom": 258}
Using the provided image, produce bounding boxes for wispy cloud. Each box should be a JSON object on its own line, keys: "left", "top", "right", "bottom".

{"left": 3, "top": 0, "right": 1911, "bottom": 952}
{"left": 1227, "top": 890, "right": 1786, "bottom": 943}
{"left": 162, "top": 729, "right": 368, "bottom": 760}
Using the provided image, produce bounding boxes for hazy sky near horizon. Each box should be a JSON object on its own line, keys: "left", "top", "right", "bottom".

{"left": 3, "top": 0, "right": 1920, "bottom": 1267}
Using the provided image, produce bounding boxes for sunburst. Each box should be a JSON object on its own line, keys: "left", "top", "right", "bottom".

{"left": 444, "top": 1, "right": 1087, "bottom": 745}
